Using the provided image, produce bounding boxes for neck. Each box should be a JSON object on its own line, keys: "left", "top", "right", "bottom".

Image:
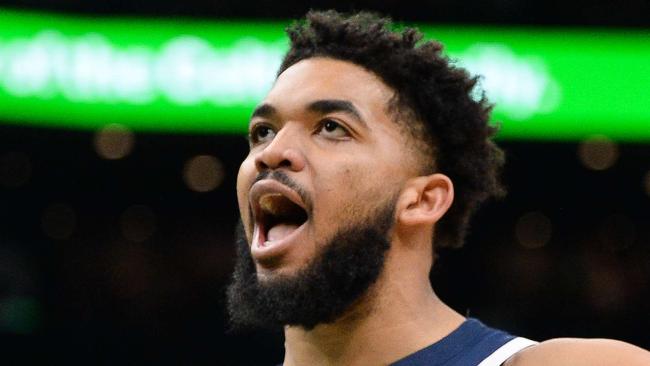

{"left": 281, "top": 237, "right": 465, "bottom": 366}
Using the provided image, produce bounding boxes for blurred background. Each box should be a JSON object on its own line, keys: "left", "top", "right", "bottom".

{"left": 0, "top": 1, "right": 649, "bottom": 365}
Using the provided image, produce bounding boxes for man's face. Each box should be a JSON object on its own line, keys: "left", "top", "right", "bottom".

{"left": 236, "top": 57, "right": 421, "bottom": 280}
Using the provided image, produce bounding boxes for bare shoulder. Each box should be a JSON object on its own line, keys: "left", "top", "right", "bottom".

{"left": 504, "top": 337, "right": 650, "bottom": 366}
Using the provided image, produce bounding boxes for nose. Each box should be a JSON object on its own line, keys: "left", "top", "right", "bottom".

{"left": 254, "top": 127, "right": 306, "bottom": 172}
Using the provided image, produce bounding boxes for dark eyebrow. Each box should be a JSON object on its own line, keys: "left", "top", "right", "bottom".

{"left": 250, "top": 103, "right": 277, "bottom": 120}
{"left": 307, "top": 99, "right": 367, "bottom": 128}
{"left": 250, "top": 99, "right": 367, "bottom": 128}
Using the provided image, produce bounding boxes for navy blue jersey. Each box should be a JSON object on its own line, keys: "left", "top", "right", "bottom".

{"left": 276, "top": 318, "right": 537, "bottom": 366}
{"left": 391, "top": 318, "right": 537, "bottom": 366}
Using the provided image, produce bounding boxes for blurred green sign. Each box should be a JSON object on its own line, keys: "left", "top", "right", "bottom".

{"left": 0, "top": 7, "right": 649, "bottom": 140}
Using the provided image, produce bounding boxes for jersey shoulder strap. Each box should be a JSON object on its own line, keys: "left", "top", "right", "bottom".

{"left": 391, "top": 318, "right": 538, "bottom": 366}
{"left": 477, "top": 336, "right": 538, "bottom": 366}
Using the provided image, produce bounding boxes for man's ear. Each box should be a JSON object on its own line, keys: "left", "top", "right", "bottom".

{"left": 396, "top": 173, "right": 454, "bottom": 227}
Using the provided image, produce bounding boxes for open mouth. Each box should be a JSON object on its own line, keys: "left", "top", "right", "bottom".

{"left": 253, "top": 190, "right": 309, "bottom": 247}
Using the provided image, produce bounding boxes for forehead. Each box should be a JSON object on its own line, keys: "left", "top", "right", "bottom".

{"left": 264, "top": 57, "right": 395, "bottom": 115}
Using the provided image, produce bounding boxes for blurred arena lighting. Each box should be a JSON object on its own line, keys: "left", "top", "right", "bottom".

{"left": 93, "top": 123, "right": 135, "bottom": 160}
{"left": 597, "top": 214, "right": 636, "bottom": 253}
{"left": 41, "top": 202, "right": 76, "bottom": 240}
{"left": 0, "top": 8, "right": 649, "bottom": 141}
{"left": 577, "top": 135, "right": 619, "bottom": 171}
{"left": 183, "top": 155, "right": 224, "bottom": 193}
{"left": 515, "top": 211, "right": 552, "bottom": 249}
{"left": 0, "top": 151, "right": 32, "bottom": 188}
{"left": 119, "top": 204, "right": 157, "bottom": 242}
{"left": 0, "top": 295, "right": 40, "bottom": 334}
{"left": 584, "top": 255, "right": 627, "bottom": 313}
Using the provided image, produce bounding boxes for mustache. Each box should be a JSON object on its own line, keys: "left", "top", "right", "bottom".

{"left": 253, "top": 170, "right": 312, "bottom": 211}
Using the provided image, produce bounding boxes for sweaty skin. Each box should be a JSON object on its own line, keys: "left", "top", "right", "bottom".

{"left": 236, "top": 57, "right": 650, "bottom": 366}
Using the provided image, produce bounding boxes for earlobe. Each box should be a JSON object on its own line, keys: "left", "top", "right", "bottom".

{"left": 397, "top": 174, "right": 454, "bottom": 226}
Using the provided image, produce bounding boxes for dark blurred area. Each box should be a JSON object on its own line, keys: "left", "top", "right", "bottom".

{"left": 2, "top": 0, "right": 650, "bottom": 27}
{"left": 0, "top": 1, "right": 649, "bottom": 365}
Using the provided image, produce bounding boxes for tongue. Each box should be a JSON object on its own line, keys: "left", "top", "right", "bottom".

{"left": 267, "top": 223, "right": 299, "bottom": 242}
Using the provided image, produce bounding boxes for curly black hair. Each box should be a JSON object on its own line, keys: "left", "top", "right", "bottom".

{"left": 277, "top": 10, "right": 506, "bottom": 250}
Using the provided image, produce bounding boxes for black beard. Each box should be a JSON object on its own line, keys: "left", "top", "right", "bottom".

{"left": 226, "top": 199, "right": 396, "bottom": 331}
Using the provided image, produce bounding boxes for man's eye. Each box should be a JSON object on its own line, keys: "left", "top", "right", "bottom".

{"left": 318, "top": 119, "right": 349, "bottom": 139}
{"left": 250, "top": 125, "right": 276, "bottom": 144}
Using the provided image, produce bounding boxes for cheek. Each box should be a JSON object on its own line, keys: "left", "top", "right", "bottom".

{"left": 236, "top": 157, "right": 256, "bottom": 239}
{"left": 314, "top": 162, "right": 383, "bottom": 220}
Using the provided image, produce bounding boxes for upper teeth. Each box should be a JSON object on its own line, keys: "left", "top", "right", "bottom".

{"left": 259, "top": 193, "right": 288, "bottom": 216}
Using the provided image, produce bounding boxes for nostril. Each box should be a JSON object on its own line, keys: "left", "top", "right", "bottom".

{"left": 254, "top": 144, "right": 305, "bottom": 172}
{"left": 256, "top": 159, "right": 291, "bottom": 172}
{"left": 256, "top": 159, "right": 269, "bottom": 171}
{"left": 279, "top": 159, "right": 292, "bottom": 168}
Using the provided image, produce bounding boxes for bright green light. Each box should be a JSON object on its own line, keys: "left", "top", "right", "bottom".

{"left": 0, "top": 7, "right": 649, "bottom": 141}
{"left": 0, "top": 30, "right": 283, "bottom": 105}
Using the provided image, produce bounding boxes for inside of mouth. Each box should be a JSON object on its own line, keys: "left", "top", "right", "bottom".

{"left": 261, "top": 194, "right": 308, "bottom": 240}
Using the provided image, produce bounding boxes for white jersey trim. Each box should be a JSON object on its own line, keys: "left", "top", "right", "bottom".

{"left": 477, "top": 337, "right": 539, "bottom": 366}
